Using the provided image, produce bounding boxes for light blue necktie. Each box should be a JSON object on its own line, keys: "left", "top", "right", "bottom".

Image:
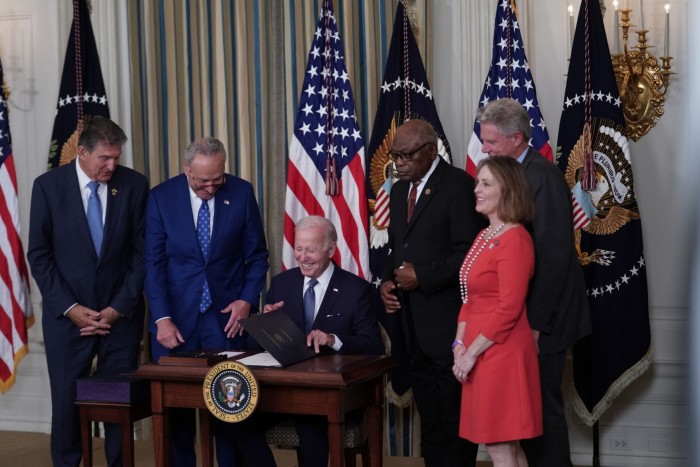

{"left": 197, "top": 200, "right": 212, "bottom": 313}
{"left": 86, "top": 181, "right": 103, "bottom": 255}
{"left": 303, "top": 279, "right": 318, "bottom": 334}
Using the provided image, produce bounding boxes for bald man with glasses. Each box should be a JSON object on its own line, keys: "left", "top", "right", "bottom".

{"left": 380, "top": 119, "right": 486, "bottom": 467}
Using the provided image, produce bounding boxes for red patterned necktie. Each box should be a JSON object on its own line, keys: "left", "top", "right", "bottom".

{"left": 407, "top": 181, "right": 419, "bottom": 223}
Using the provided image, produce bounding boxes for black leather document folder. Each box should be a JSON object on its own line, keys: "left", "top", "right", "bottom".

{"left": 240, "top": 311, "right": 317, "bottom": 367}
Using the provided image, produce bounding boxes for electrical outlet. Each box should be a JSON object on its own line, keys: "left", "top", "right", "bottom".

{"left": 610, "top": 438, "right": 632, "bottom": 450}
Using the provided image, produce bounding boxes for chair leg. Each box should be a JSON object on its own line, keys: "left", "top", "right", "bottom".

{"left": 360, "top": 440, "right": 370, "bottom": 467}
{"left": 295, "top": 447, "right": 304, "bottom": 467}
{"left": 344, "top": 447, "right": 358, "bottom": 467}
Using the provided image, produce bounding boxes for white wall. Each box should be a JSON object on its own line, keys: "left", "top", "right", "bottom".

{"left": 0, "top": 0, "right": 130, "bottom": 433}
{"left": 433, "top": 1, "right": 690, "bottom": 466}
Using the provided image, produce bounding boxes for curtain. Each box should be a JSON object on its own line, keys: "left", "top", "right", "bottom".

{"left": 126, "top": 0, "right": 433, "bottom": 276}
{"left": 126, "top": 0, "right": 432, "bottom": 455}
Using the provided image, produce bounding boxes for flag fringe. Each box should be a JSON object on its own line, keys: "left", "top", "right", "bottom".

{"left": 569, "top": 345, "right": 654, "bottom": 426}
{"left": 379, "top": 321, "right": 414, "bottom": 407}
{"left": 0, "top": 341, "right": 30, "bottom": 394}
{"left": 385, "top": 378, "right": 415, "bottom": 408}
{"left": 369, "top": 221, "right": 389, "bottom": 249}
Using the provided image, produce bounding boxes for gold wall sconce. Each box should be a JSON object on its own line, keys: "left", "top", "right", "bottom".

{"left": 611, "top": 1, "right": 673, "bottom": 141}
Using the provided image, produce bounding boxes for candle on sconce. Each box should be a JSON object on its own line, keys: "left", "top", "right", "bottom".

{"left": 613, "top": 1, "right": 619, "bottom": 54}
{"left": 639, "top": 0, "right": 645, "bottom": 29}
{"left": 664, "top": 3, "right": 670, "bottom": 56}
{"left": 568, "top": 3, "right": 574, "bottom": 47}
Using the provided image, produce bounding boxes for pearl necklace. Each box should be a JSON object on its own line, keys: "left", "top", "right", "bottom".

{"left": 459, "top": 223, "right": 506, "bottom": 303}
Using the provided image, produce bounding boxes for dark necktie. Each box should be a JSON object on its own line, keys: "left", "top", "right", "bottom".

{"left": 86, "top": 181, "right": 103, "bottom": 255}
{"left": 407, "top": 181, "right": 419, "bottom": 223}
{"left": 303, "top": 279, "right": 318, "bottom": 334}
{"left": 197, "top": 200, "right": 212, "bottom": 312}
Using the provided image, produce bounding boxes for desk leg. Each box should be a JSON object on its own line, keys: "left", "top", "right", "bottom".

{"left": 79, "top": 410, "right": 93, "bottom": 467}
{"left": 152, "top": 412, "right": 169, "bottom": 467}
{"left": 328, "top": 421, "right": 345, "bottom": 467}
{"left": 199, "top": 409, "right": 214, "bottom": 467}
{"left": 151, "top": 381, "right": 170, "bottom": 467}
{"left": 368, "top": 402, "right": 383, "bottom": 467}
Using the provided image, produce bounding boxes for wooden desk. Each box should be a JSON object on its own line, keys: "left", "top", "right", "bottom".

{"left": 135, "top": 354, "right": 394, "bottom": 467}
{"left": 75, "top": 398, "right": 151, "bottom": 467}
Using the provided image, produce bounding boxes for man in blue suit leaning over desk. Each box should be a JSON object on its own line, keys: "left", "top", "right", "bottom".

{"left": 145, "top": 136, "right": 269, "bottom": 467}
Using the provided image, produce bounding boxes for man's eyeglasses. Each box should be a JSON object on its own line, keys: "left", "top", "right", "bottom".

{"left": 389, "top": 142, "right": 434, "bottom": 162}
{"left": 189, "top": 173, "right": 225, "bottom": 188}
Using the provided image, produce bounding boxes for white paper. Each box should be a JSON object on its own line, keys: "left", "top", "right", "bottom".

{"left": 237, "top": 352, "right": 282, "bottom": 367}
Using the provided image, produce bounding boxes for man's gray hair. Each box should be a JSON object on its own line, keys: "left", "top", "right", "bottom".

{"left": 295, "top": 216, "right": 338, "bottom": 246}
{"left": 185, "top": 137, "right": 226, "bottom": 164}
{"left": 477, "top": 98, "right": 531, "bottom": 141}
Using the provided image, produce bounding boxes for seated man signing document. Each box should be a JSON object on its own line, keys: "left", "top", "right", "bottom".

{"left": 235, "top": 215, "right": 384, "bottom": 467}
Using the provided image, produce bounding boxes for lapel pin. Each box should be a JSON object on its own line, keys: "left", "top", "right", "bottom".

{"left": 425, "top": 188, "right": 431, "bottom": 195}
{"left": 332, "top": 288, "right": 339, "bottom": 292}
{"left": 111, "top": 188, "right": 118, "bottom": 196}
{"left": 224, "top": 199, "right": 230, "bottom": 205}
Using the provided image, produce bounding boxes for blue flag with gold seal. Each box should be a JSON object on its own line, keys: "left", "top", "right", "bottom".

{"left": 557, "top": 0, "right": 652, "bottom": 426}
{"left": 47, "top": 0, "right": 109, "bottom": 170}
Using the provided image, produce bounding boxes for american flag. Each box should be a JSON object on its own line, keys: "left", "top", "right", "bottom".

{"left": 0, "top": 58, "right": 33, "bottom": 393}
{"left": 282, "top": 0, "right": 369, "bottom": 278}
{"left": 466, "top": 0, "right": 553, "bottom": 176}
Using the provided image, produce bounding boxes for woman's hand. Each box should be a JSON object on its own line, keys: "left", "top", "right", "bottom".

{"left": 453, "top": 352, "right": 477, "bottom": 382}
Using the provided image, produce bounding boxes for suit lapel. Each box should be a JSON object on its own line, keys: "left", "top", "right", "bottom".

{"left": 315, "top": 266, "right": 342, "bottom": 327}
{"left": 393, "top": 181, "right": 410, "bottom": 225}
{"left": 209, "top": 176, "right": 232, "bottom": 258}
{"left": 520, "top": 147, "right": 537, "bottom": 171}
{"left": 102, "top": 171, "right": 122, "bottom": 261}
{"left": 67, "top": 161, "right": 100, "bottom": 261}
{"left": 175, "top": 175, "right": 203, "bottom": 260}
{"left": 289, "top": 270, "right": 306, "bottom": 326}
{"left": 406, "top": 159, "right": 446, "bottom": 230}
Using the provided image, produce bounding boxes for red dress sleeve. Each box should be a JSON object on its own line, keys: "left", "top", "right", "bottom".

{"left": 479, "top": 228, "right": 534, "bottom": 344}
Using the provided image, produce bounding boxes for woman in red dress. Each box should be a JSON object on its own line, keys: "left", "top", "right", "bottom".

{"left": 452, "top": 157, "right": 542, "bottom": 466}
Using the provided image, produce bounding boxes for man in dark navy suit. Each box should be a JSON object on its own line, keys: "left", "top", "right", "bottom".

{"left": 231, "top": 215, "right": 384, "bottom": 467}
{"left": 28, "top": 116, "right": 149, "bottom": 467}
{"left": 264, "top": 215, "right": 383, "bottom": 356}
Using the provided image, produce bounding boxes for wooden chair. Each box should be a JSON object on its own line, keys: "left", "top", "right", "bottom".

{"left": 265, "top": 417, "right": 370, "bottom": 467}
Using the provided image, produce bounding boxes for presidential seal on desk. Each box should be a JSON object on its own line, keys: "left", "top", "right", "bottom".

{"left": 203, "top": 361, "right": 259, "bottom": 422}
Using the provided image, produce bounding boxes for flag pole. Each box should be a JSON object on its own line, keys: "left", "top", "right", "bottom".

{"left": 592, "top": 421, "right": 601, "bottom": 467}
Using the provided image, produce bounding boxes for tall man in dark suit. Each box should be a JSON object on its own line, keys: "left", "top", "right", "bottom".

{"left": 226, "top": 215, "right": 384, "bottom": 467}
{"left": 478, "top": 98, "right": 592, "bottom": 467}
{"left": 379, "top": 119, "right": 485, "bottom": 467}
{"left": 145, "top": 136, "right": 268, "bottom": 467}
{"left": 28, "top": 116, "right": 149, "bottom": 467}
